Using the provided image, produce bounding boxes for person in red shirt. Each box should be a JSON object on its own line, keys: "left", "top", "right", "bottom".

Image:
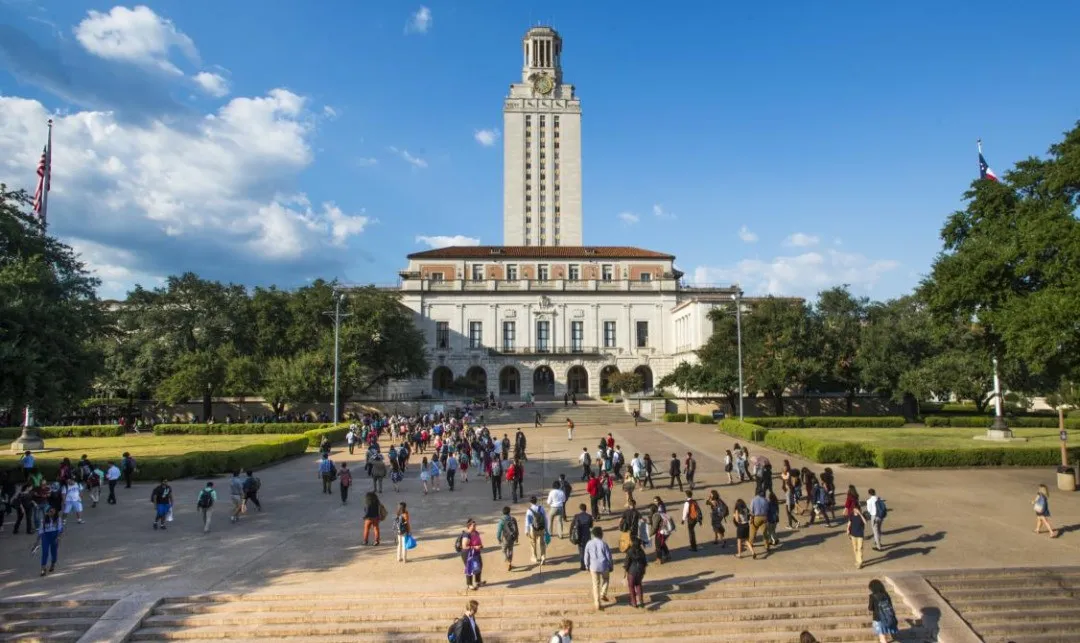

{"left": 606, "top": 433, "right": 615, "bottom": 450}
{"left": 587, "top": 473, "right": 601, "bottom": 518}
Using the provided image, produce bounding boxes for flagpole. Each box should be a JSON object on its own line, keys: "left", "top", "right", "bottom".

{"left": 42, "top": 119, "right": 52, "bottom": 231}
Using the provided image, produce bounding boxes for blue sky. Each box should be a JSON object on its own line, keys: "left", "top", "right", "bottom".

{"left": 1, "top": 1, "right": 1078, "bottom": 300}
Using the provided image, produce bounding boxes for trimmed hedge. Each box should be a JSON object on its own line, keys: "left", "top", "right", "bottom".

{"left": 662, "top": 413, "right": 716, "bottom": 424}
{"left": 717, "top": 419, "right": 769, "bottom": 443}
{"left": 876, "top": 446, "right": 1080, "bottom": 468}
{"left": 1, "top": 435, "right": 309, "bottom": 481}
{"left": 153, "top": 422, "right": 326, "bottom": 436}
{"left": 763, "top": 431, "right": 876, "bottom": 467}
{"left": 1, "top": 425, "right": 128, "bottom": 442}
{"left": 751, "top": 416, "right": 906, "bottom": 429}
{"left": 923, "top": 416, "right": 1080, "bottom": 429}
{"left": 302, "top": 424, "right": 350, "bottom": 448}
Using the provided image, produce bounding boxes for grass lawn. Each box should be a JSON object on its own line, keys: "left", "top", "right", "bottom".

{"left": 771, "top": 427, "right": 1066, "bottom": 450}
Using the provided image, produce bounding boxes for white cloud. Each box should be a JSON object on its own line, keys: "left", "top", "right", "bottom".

{"left": 691, "top": 249, "right": 900, "bottom": 298}
{"left": 389, "top": 146, "right": 427, "bottom": 168}
{"left": 618, "top": 212, "right": 639, "bottom": 225}
{"left": 405, "top": 6, "right": 433, "bottom": 34}
{"left": 68, "top": 238, "right": 164, "bottom": 300}
{"left": 738, "top": 225, "right": 758, "bottom": 243}
{"left": 474, "top": 128, "right": 500, "bottom": 147}
{"left": 0, "top": 90, "right": 370, "bottom": 292}
{"left": 355, "top": 157, "right": 378, "bottom": 167}
{"left": 652, "top": 203, "right": 675, "bottom": 219}
{"left": 193, "top": 71, "right": 229, "bottom": 97}
{"left": 416, "top": 235, "right": 480, "bottom": 249}
{"left": 74, "top": 5, "right": 198, "bottom": 75}
{"left": 323, "top": 105, "right": 339, "bottom": 119}
{"left": 783, "top": 232, "right": 820, "bottom": 247}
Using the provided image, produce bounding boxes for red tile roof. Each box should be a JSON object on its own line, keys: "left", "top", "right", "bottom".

{"left": 407, "top": 246, "right": 675, "bottom": 260}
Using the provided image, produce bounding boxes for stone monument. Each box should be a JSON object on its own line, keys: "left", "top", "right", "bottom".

{"left": 10, "top": 407, "right": 44, "bottom": 452}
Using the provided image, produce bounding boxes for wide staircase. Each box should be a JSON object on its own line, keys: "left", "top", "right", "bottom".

{"left": 925, "top": 567, "right": 1080, "bottom": 643}
{"left": 127, "top": 575, "right": 928, "bottom": 642}
{"left": 484, "top": 400, "right": 641, "bottom": 427}
{"left": 0, "top": 599, "right": 114, "bottom": 642}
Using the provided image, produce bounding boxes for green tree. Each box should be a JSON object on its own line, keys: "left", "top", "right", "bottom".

{"left": 0, "top": 185, "right": 105, "bottom": 423}
{"left": 742, "top": 297, "right": 820, "bottom": 416}
{"left": 225, "top": 354, "right": 263, "bottom": 419}
{"left": 607, "top": 372, "right": 644, "bottom": 395}
{"left": 659, "top": 362, "right": 724, "bottom": 422}
{"left": 814, "top": 286, "right": 868, "bottom": 415}
{"left": 259, "top": 351, "right": 330, "bottom": 416}
{"left": 922, "top": 122, "right": 1080, "bottom": 386}
{"left": 855, "top": 296, "right": 936, "bottom": 416}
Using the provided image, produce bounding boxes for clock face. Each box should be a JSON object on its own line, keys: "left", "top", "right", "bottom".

{"left": 534, "top": 75, "right": 554, "bottom": 95}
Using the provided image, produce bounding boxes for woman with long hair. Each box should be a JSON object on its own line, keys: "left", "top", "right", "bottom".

{"left": 1033, "top": 484, "right": 1058, "bottom": 538}
{"left": 362, "top": 492, "right": 382, "bottom": 546}
{"left": 623, "top": 533, "right": 649, "bottom": 608}
{"left": 706, "top": 489, "right": 728, "bottom": 547}
{"left": 867, "top": 579, "right": 900, "bottom": 642}
{"left": 395, "top": 502, "right": 411, "bottom": 562}
{"left": 732, "top": 498, "right": 753, "bottom": 559}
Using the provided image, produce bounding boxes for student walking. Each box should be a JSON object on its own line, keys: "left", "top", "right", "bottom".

{"left": 510, "top": 460, "right": 524, "bottom": 504}
{"left": 105, "top": 461, "right": 121, "bottom": 504}
{"left": 623, "top": 533, "right": 648, "bottom": 609}
{"left": 363, "top": 492, "right": 384, "bottom": 545}
{"left": 566, "top": 418, "right": 574, "bottom": 441}
{"left": 546, "top": 482, "right": 567, "bottom": 539}
{"left": 668, "top": 453, "right": 683, "bottom": 491}
{"left": 582, "top": 526, "right": 614, "bottom": 610}
{"left": 684, "top": 452, "right": 697, "bottom": 490}
{"left": 446, "top": 453, "right": 458, "bottom": 492}
{"left": 1033, "top": 484, "right": 1059, "bottom": 538}
{"left": 339, "top": 463, "right": 353, "bottom": 505}
{"left": 34, "top": 506, "right": 63, "bottom": 576}
{"left": 229, "top": 471, "right": 245, "bottom": 523}
{"left": 681, "top": 490, "right": 702, "bottom": 552}
{"left": 447, "top": 600, "right": 482, "bottom": 643}
{"left": 150, "top": 478, "right": 173, "bottom": 530}
{"left": 866, "top": 488, "right": 885, "bottom": 550}
{"left": 86, "top": 464, "right": 103, "bottom": 508}
{"left": 765, "top": 491, "right": 781, "bottom": 547}
{"left": 847, "top": 502, "right": 868, "bottom": 569}
{"left": 571, "top": 503, "right": 594, "bottom": 570}
{"left": 868, "top": 579, "right": 900, "bottom": 642}
{"left": 371, "top": 455, "right": 387, "bottom": 493}
{"left": 489, "top": 457, "right": 503, "bottom": 501}
{"left": 549, "top": 620, "right": 574, "bottom": 643}
{"left": 121, "top": 452, "right": 136, "bottom": 489}
{"left": 460, "top": 519, "right": 485, "bottom": 590}
{"left": 526, "top": 496, "right": 548, "bottom": 564}
{"left": 243, "top": 470, "right": 262, "bottom": 512}
{"left": 395, "top": 502, "right": 411, "bottom": 562}
{"left": 318, "top": 455, "right": 335, "bottom": 495}
{"left": 733, "top": 498, "right": 753, "bottom": 559}
{"left": 61, "top": 479, "right": 84, "bottom": 524}
{"left": 196, "top": 482, "right": 217, "bottom": 533}
{"left": 724, "top": 450, "right": 734, "bottom": 484}
{"left": 579, "top": 448, "right": 591, "bottom": 481}
{"left": 496, "top": 506, "right": 519, "bottom": 571}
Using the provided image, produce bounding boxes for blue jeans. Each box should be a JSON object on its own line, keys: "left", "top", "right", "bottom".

{"left": 40, "top": 531, "right": 59, "bottom": 567}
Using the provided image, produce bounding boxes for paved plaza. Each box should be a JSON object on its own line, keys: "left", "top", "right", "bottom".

{"left": 2, "top": 420, "right": 1079, "bottom": 641}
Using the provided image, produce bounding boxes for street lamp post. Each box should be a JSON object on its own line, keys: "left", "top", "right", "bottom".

{"left": 324, "top": 291, "right": 351, "bottom": 423}
{"left": 731, "top": 288, "right": 745, "bottom": 422}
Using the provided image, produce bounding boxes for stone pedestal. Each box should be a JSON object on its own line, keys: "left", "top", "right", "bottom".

{"left": 10, "top": 426, "right": 45, "bottom": 452}
{"left": 987, "top": 415, "right": 1013, "bottom": 440}
{"left": 1057, "top": 470, "right": 1076, "bottom": 492}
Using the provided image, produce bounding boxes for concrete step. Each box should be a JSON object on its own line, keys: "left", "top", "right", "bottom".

{"left": 929, "top": 576, "right": 1080, "bottom": 592}
{"left": 951, "top": 597, "right": 1080, "bottom": 613}
{"left": 0, "top": 632, "right": 84, "bottom": 643}
{"left": 0, "top": 607, "right": 109, "bottom": 622}
{"left": 128, "top": 629, "right": 880, "bottom": 643}
{"left": 974, "top": 619, "right": 1080, "bottom": 637}
{"left": 930, "top": 586, "right": 1079, "bottom": 602}
{"left": 0, "top": 618, "right": 100, "bottom": 633}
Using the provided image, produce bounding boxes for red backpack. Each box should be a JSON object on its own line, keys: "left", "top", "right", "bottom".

{"left": 505, "top": 464, "right": 516, "bottom": 482}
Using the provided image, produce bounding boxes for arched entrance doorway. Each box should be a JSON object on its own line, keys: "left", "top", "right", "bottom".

{"left": 533, "top": 365, "right": 555, "bottom": 396}
{"left": 465, "top": 366, "right": 488, "bottom": 396}
{"left": 634, "top": 365, "right": 654, "bottom": 393}
{"left": 600, "top": 365, "right": 619, "bottom": 395}
{"left": 567, "top": 365, "right": 589, "bottom": 395}
{"left": 499, "top": 366, "right": 520, "bottom": 396}
{"left": 432, "top": 366, "right": 453, "bottom": 394}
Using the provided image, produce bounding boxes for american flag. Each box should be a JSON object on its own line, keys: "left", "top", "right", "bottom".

{"left": 32, "top": 121, "right": 52, "bottom": 222}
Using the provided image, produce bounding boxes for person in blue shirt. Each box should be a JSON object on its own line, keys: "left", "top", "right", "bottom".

{"left": 582, "top": 526, "right": 614, "bottom": 610}
{"left": 34, "top": 505, "right": 63, "bottom": 576}
{"left": 318, "top": 455, "right": 335, "bottom": 494}
{"left": 21, "top": 451, "right": 35, "bottom": 481}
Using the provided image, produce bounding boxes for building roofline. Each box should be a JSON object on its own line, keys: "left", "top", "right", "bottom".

{"left": 406, "top": 245, "right": 675, "bottom": 260}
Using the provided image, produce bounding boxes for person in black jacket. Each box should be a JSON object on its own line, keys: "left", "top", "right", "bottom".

{"left": 668, "top": 453, "right": 683, "bottom": 491}
{"left": 571, "top": 503, "right": 594, "bottom": 570}
{"left": 449, "top": 600, "right": 483, "bottom": 643}
{"left": 623, "top": 534, "right": 649, "bottom": 608}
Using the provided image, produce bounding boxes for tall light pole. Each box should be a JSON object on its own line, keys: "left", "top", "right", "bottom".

{"left": 324, "top": 291, "right": 351, "bottom": 423}
{"left": 732, "top": 287, "right": 745, "bottom": 422}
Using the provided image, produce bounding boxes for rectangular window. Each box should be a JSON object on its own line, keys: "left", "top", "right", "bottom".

{"left": 571, "top": 321, "right": 584, "bottom": 352}
{"left": 536, "top": 320, "right": 550, "bottom": 352}
{"left": 538, "top": 264, "right": 549, "bottom": 280}
{"left": 469, "top": 321, "right": 483, "bottom": 349}
{"left": 471, "top": 264, "right": 483, "bottom": 281}
{"left": 506, "top": 264, "right": 518, "bottom": 280}
{"left": 436, "top": 322, "right": 450, "bottom": 349}
{"left": 502, "top": 321, "right": 515, "bottom": 351}
{"left": 568, "top": 264, "right": 580, "bottom": 281}
{"left": 601, "top": 265, "right": 613, "bottom": 281}
{"left": 636, "top": 321, "right": 649, "bottom": 348}
{"left": 603, "top": 321, "right": 616, "bottom": 348}
{"left": 429, "top": 272, "right": 444, "bottom": 281}
{"left": 640, "top": 272, "right": 651, "bottom": 282}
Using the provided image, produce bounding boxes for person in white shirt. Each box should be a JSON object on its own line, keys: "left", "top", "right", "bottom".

{"left": 631, "top": 454, "right": 646, "bottom": 489}
{"left": 578, "top": 448, "right": 591, "bottom": 481}
{"left": 549, "top": 618, "right": 573, "bottom": 643}
{"left": 866, "top": 488, "right": 883, "bottom": 550}
{"left": 546, "top": 482, "right": 567, "bottom": 538}
{"left": 346, "top": 426, "right": 357, "bottom": 455}
{"left": 105, "top": 461, "right": 121, "bottom": 504}
{"left": 62, "top": 480, "right": 84, "bottom": 524}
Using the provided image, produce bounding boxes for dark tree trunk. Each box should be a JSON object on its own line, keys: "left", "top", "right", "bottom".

{"left": 773, "top": 392, "right": 784, "bottom": 416}
{"left": 845, "top": 392, "right": 854, "bottom": 417}
{"left": 202, "top": 392, "right": 212, "bottom": 424}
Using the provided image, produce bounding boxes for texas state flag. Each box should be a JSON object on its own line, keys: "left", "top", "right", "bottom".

{"left": 979, "top": 152, "right": 999, "bottom": 182}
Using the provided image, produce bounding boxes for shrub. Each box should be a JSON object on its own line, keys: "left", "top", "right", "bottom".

{"left": 717, "top": 419, "right": 768, "bottom": 443}
{"left": 663, "top": 413, "right": 686, "bottom": 422}
{"left": 0, "top": 427, "right": 25, "bottom": 441}
{"left": 763, "top": 431, "right": 876, "bottom": 465}
{"left": 875, "top": 446, "right": 1080, "bottom": 469}
{"left": 922, "top": 416, "right": 1080, "bottom": 429}
{"left": 694, "top": 414, "right": 715, "bottom": 424}
{"left": 752, "top": 416, "right": 906, "bottom": 429}
{"left": 1, "top": 435, "right": 309, "bottom": 481}
{"left": 303, "top": 424, "right": 350, "bottom": 448}
{"left": 152, "top": 422, "right": 324, "bottom": 436}
{"left": 41, "top": 425, "right": 128, "bottom": 438}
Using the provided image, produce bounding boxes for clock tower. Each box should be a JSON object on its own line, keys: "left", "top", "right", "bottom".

{"left": 503, "top": 26, "right": 582, "bottom": 247}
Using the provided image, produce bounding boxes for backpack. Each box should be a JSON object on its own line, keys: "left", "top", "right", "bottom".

{"left": 329, "top": 466, "right": 338, "bottom": 481}
{"left": 875, "top": 595, "right": 899, "bottom": 629}
{"left": 505, "top": 466, "right": 515, "bottom": 482}
{"left": 583, "top": 452, "right": 591, "bottom": 466}
{"left": 662, "top": 514, "right": 677, "bottom": 535}
{"left": 876, "top": 498, "right": 888, "bottom": 520}
{"left": 1035, "top": 494, "right": 1047, "bottom": 515}
{"left": 453, "top": 530, "right": 467, "bottom": 553}
{"left": 505, "top": 516, "right": 520, "bottom": 544}
{"left": 447, "top": 616, "right": 465, "bottom": 642}
{"left": 378, "top": 503, "right": 388, "bottom": 522}
{"left": 687, "top": 500, "right": 702, "bottom": 525}
{"left": 87, "top": 472, "right": 100, "bottom": 487}
{"left": 717, "top": 499, "right": 729, "bottom": 521}
{"left": 529, "top": 507, "right": 546, "bottom": 532}
{"left": 339, "top": 470, "right": 352, "bottom": 487}
{"left": 197, "top": 489, "right": 214, "bottom": 509}
{"left": 560, "top": 480, "right": 573, "bottom": 496}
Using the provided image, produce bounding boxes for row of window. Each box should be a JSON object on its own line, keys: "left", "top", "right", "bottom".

{"left": 468, "top": 264, "right": 655, "bottom": 282}
{"left": 435, "top": 320, "right": 649, "bottom": 351}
